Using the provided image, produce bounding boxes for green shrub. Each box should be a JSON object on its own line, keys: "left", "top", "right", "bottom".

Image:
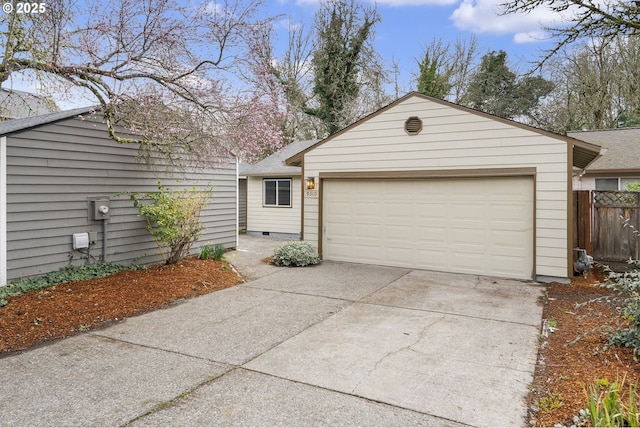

{"left": 272, "top": 241, "right": 319, "bottom": 267}
{"left": 0, "top": 263, "right": 133, "bottom": 303}
{"left": 127, "top": 180, "right": 213, "bottom": 264}
{"left": 199, "top": 242, "right": 226, "bottom": 261}
{"left": 626, "top": 183, "right": 640, "bottom": 191}
{"left": 597, "top": 263, "right": 640, "bottom": 359}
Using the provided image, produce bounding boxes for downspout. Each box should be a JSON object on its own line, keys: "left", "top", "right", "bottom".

{"left": 1, "top": 137, "right": 7, "bottom": 286}
{"left": 567, "top": 142, "right": 575, "bottom": 279}
{"left": 235, "top": 157, "right": 239, "bottom": 249}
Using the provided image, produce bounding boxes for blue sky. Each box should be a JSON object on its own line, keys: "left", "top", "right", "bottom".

{"left": 268, "top": 0, "right": 561, "bottom": 91}
{"left": 2, "top": 0, "right": 562, "bottom": 108}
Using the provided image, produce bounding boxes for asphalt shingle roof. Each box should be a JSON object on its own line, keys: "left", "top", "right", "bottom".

{"left": 569, "top": 128, "right": 640, "bottom": 171}
{"left": 240, "top": 139, "right": 320, "bottom": 176}
{"left": 0, "top": 106, "right": 98, "bottom": 136}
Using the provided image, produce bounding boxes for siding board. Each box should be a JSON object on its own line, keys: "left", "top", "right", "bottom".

{"left": 4, "top": 113, "right": 236, "bottom": 283}
{"left": 303, "top": 95, "right": 571, "bottom": 278}
{"left": 246, "top": 176, "right": 302, "bottom": 236}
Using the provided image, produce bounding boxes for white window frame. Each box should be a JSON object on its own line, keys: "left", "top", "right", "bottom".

{"left": 263, "top": 178, "right": 292, "bottom": 207}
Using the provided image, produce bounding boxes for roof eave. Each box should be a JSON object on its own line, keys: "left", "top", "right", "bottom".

{"left": 572, "top": 140, "right": 605, "bottom": 170}
{"left": 243, "top": 169, "right": 302, "bottom": 177}
{"left": 582, "top": 168, "right": 640, "bottom": 176}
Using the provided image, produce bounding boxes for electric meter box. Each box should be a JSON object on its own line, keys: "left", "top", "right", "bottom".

{"left": 90, "top": 198, "right": 111, "bottom": 220}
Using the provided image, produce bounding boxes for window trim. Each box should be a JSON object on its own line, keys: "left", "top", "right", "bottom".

{"left": 263, "top": 178, "right": 292, "bottom": 208}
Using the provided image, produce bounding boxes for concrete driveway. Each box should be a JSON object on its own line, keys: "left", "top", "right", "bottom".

{"left": 0, "top": 235, "right": 544, "bottom": 427}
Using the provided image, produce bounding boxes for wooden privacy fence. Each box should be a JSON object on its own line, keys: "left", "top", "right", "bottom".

{"left": 574, "top": 190, "right": 640, "bottom": 261}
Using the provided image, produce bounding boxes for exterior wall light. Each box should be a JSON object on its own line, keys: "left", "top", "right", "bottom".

{"left": 305, "top": 177, "right": 316, "bottom": 190}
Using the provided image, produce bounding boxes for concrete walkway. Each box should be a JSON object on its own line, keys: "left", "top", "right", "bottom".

{"left": 0, "top": 235, "right": 545, "bottom": 427}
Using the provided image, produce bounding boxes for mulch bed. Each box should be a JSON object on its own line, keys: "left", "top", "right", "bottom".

{"left": 0, "top": 257, "right": 243, "bottom": 354}
{"left": 527, "top": 265, "right": 640, "bottom": 426}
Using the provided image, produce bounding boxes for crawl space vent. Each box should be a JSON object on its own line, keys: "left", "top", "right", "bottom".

{"left": 404, "top": 116, "right": 423, "bottom": 135}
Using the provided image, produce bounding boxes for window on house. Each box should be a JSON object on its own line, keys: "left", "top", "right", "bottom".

{"left": 595, "top": 178, "right": 619, "bottom": 190}
{"left": 263, "top": 178, "right": 291, "bottom": 207}
{"left": 595, "top": 178, "right": 640, "bottom": 191}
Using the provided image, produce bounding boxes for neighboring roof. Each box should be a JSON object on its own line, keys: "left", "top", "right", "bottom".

{"left": 0, "top": 106, "right": 98, "bottom": 136}
{"left": 241, "top": 139, "right": 320, "bottom": 176}
{"left": 0, "top": 88, "right": 59, "bottom": 120}
{"left": 568, "top": 128, "right": 640, "bottom": 172}
{"left": 286, "top": 92, "right": 603, "bottom": 170}
{"left": 238, "top": 162, "right": 251, "bottom": 177}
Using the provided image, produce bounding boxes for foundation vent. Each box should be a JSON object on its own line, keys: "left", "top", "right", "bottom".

{"left": 404, "top": 116, "right": 423, "bottom": 135}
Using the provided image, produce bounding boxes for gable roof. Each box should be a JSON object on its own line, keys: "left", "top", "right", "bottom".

{"left": 241, "top": 139, "right": 320, "bottom": 176}
{"left": 0, "top": 106, "right": 99, "bottom": 136}
{"left": 568, "top": 128, "right": 640, "bottom": 172}
{"left": 286, "top": 92, "right": 603, "bottom": 170}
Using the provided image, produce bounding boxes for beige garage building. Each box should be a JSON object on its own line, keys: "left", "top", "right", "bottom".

{"left": 286, "top": 93, "right": 602, "bottom": 282}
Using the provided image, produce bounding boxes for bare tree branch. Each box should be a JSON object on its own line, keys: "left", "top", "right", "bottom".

{"left": 0, "top": 0, "right": 285, "bottom": 166}
{"left": 500, "top": 0, "right": 640, "bottom": 68}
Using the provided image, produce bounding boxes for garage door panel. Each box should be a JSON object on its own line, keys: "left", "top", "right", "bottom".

{"left": 386, "top": 225, "right": 413, "bottom": 240}
{"left": 490, "top": 230, "right": 530, "bottom": 247}
{"left": 489, "top": 256, "right": 531, "bottom": 277}
{"left": 383, "top": 203, "right": 412, "bottom": 220}
{"left": 355, "top": 202, "right": 380, "bottom": 217}
{"left": 386, "top": 247, "right": 413, "bottom": 265}
{"left": 354, "top": 245, "right": 382, "bottom": 262}
{"left": 490, "top": 205, "right": 528, "bottom": 221}
{"left": 325, "top": 242, "right": 350, "bottom": 259}
{"left": 326, "top": 225, "right": 351, "bottom": 243}
{"left": 417, "top": 203, "right": 447, "bottom": 218}
{"left": 414, "top": 250, "right": 448, "bottom": 270}
{"left": 488, "top": 218, "right": 528, "bottom": 230}
{"left": 416, "top": 227, "right": 446, "bottom": 244}
{"left": 449, "top": 229, "right": 483, "bottom": 246}
{"left": 323, "top": 177, "right": 534, "bottom": 279}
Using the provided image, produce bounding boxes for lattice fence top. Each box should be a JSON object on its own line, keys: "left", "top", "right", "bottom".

{"left": 594, "top": 190, "right": 640, "bottom": 208}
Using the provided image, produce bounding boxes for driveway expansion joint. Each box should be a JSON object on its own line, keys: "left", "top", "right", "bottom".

{"left": 238, "top": 367, "right": 469, "bottom": 427}
{"left": 242, "top": 283, "right": 355, "bottom": 303}
{"left": 359, "top": 299, "right": 543, "bottom": 328}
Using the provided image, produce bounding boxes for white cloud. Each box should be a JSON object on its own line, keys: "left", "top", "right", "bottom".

{"left": 203, "top": 1, "right": 223, "bottom": 14}
{"left": 513, "top": 30, "right": 548, "bottom": 43}
{"left": 275, "top": 17, "right": 301, "bottom": 31}
{"left": 450, "top": 0, "right": 563, "bottom": 42}
{"left": 374, "top": 0, "right": 458, "bottom": 5}
{"left": 290, "top": 0, "right": 457, "bottom": 5}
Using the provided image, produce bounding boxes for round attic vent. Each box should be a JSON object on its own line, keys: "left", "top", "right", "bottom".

{"left": 404, "top": 116, "right": 423, "bottom": 135}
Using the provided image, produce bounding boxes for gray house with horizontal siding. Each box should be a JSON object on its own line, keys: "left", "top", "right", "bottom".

{"left": 0, "top": 107, "right": 238, "bottom": 285}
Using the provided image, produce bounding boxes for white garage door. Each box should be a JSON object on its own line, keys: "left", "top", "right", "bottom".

{"left": 322, "top": 177, "right": 534, "bottom": 279}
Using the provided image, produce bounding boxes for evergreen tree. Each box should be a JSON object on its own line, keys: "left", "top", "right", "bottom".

{"left": 305, "top": 0, "right": 380, "bottom": 136}
{"left": 416, "top": 51, "right": 450, "bottom": 99}
{"left": 462, "top": 50, "right": 553, "bottom": 121}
